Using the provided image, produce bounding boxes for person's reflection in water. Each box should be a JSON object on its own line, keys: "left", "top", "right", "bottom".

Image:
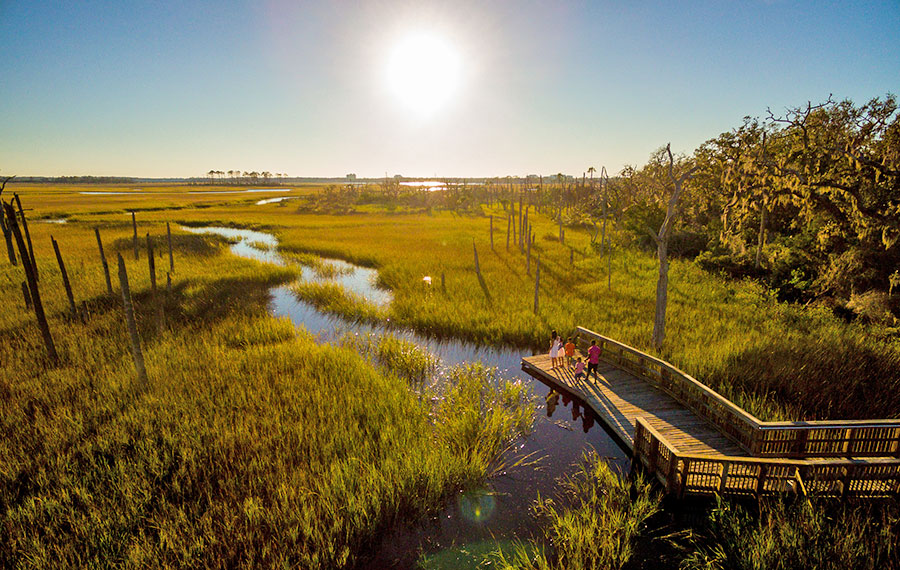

{"left": 572, "top": 402, "right": 581, "bottom": 421}
{"left": 582, "top": 411, "right": 595, "bottom": 433}
{"left": 561, "top": 393, "right": 571, "bottom": 407}
{"left": 546, "top": 390, "right": 560, "bottom": 417}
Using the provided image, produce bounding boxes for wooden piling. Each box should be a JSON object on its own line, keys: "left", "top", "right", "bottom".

{"left": 118, "top": 253, "right": 148, "bottom": 385}
{"left": 94, "top": 227, "right": 113, "bottom": 295}
{"left": 51, "top": 236, "right": 77, "bottom": 318}
{"left": 534, "top": 257, "right": 540, "bottom": 314}
{"left": 4, "top": 202, "right": 57, "bottom": 363}
{"left": 131, "top": 211, "right": 139, "bottom": 260}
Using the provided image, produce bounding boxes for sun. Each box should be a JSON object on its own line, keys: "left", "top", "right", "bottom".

{"left": 386, "top": 31, "right": 462, "bottom": 118}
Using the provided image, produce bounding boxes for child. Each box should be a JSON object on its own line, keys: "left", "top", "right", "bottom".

{"left": 573, "top": 356, "right": 585, "bottom": 381}
{"left": 564, "top": 337, "right": 576, "bottom": 367}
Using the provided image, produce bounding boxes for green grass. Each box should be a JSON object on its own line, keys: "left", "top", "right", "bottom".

{"left": 0, "top": 201, "right": 535, "bottom": 568}
{"left": 679, "top": 497, "right": 900, "bottom": 570}
{"left": 6, "top": 184, "right": 900, "bottom": 569}
{"left": 493, "top": 453, "right": 661, "bottom": 570}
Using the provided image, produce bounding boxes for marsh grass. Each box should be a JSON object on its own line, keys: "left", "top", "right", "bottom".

{"left": 494, "top": 453, "right": 661, "bottom": 570}
{"left": 291, "top": 280, "right": 387, "bottom": 323}
{"left": 0, "top": 209, "right": 535, "bottom": 568}
{"left": 679, "top": 497, "right": 900, "bottom": 570}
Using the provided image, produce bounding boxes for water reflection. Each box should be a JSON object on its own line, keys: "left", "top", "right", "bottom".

{"left": 546, "top": 389, "right": 601, "bottom": 434}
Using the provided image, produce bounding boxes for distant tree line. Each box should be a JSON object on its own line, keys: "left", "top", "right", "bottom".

{"left": 205, "top": 170, "right": 290, "bottom": 185}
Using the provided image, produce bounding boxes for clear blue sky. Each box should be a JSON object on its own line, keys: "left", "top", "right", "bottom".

{"left": 1, "top": 1, "right": 898, "bottom": 178}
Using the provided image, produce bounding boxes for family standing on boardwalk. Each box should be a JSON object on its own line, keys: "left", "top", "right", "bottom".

{"left": 549, "top": 330, "right": 602, "bottom": 379}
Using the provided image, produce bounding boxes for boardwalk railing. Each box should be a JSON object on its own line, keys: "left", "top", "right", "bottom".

{"left": 575, "top": 327, "right": 900, "bottom": 459}
{"left": 634, "top": 418, "right": 900, "bottom": 499}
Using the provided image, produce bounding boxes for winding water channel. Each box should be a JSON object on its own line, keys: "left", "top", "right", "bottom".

{"left": 184, "top": 226, "right": 629, "bottom": 568}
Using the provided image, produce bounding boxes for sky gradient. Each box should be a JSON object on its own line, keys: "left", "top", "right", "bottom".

{"left": 2, "top": 1, "right": 898, "bottom": 178}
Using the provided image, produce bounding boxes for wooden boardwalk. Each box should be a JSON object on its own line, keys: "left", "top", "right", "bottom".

{"left": 522, "top": 327, "right": 900, "bottom": 501}
{"left": 522, "top": 354, "right": 746, "bottom": 457}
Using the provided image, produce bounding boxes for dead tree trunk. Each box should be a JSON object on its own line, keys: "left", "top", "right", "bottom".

{"left": 95, "top": 227, "right": 113, "bottom": 295}
{"left": 533, "top": 257, "right": 540, "bottom": 314}
{"left": 118, "top": 253, "right": 148, "bottom": 385}
{"left": 650, "top": 144, "right": 697, "bottom": 352}
{"left": 4, "top": 202, "right": 57, "bottom": 363}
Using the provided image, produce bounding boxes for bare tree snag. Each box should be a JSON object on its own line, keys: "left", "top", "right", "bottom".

{"left": 94, "top": 227, "right": 113, "bottom": 295}
{"left": 4, "top": 201, "right": 57, "bottom": 363}
{"left": 117, "top": 253, "right": 148, "bottom": 385}
{"left": 533, "top": 256, "right": 540, "bottom": 314}
{"left": 51, "top": 236, "right": 77, "bottom": 318}
{"left": 650, "top": 144, "right": 698, "bottom": 352}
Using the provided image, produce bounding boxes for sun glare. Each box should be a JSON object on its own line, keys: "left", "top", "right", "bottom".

{"left": 386, "top": 31, "right": 462, "bottom": 118}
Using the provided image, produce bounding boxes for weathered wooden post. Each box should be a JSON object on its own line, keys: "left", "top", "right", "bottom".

{"left": 4, "top": 201, "right": 57, "bottom": 363}
{"left": 489, "top": 215, "right": 493, "bottom": 250}
{"left": 473, "top": 238, "right": 480, "bottom": 276}
{"left": 21, "top": 281, "right": 31, "bottom": 309}
{"left": 558, "top": 205, "right": 564, "bottom": 245}
{"left": 51, "top": 236, "right": 77, "bottom": 318}
{"left": 1, "top": 203, "right": 17, "bottom": 265}
{"left": 131, "top": 211, "right": 139, "bottom": 260}
{"left": 94, "top": 227, "right": 113, "bottom": 295}
{"left": 441, "top": 271, "right": 446, "bottom": 293}
{"left": 118, "top": 253, "right": 148, "bottom": 385}
{"left": 518, "top": 191, "right": 524, "bottom": 251}
{"left": 14, "top": 194, "right": 37, "bottom": 279}
{"left": 506, "top": 215, "right": 511, "bottom": 251}
{"left": 533, "top": 256, "right": 540, "bottom": 314}
{"left": 526, "top": 232, "right": 531, "bottom": 273}
{"left": 570, "top": 249, "right": 574, "bottom": 266}
{"left": 147, "top": 233, "right": 164, "bottom": 332}
{"left": 511, "top": 211, "right": 517, "bottom": 246}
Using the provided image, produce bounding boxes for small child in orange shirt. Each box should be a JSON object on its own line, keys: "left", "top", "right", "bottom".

{"left": 564, "top": 337, "right": 576, "bottom": 367}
